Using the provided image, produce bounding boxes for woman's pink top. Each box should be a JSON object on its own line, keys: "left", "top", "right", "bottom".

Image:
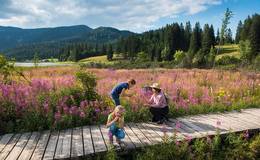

{"left": 149, "top": 92, "right": 168, "bottom": 108}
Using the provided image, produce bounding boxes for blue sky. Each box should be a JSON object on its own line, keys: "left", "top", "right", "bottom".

{"left": 0, "top": 0, "right": 259, "bottom": 35}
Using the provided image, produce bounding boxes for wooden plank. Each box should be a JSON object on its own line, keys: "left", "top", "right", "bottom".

{"left": 166, "top": 120, "right": 193, "bottom": 139}
{"left": 128, "top": 123, "right": 151, "bottom": 146}
{"left": 214, "top": 114, "right": 249, "bottom": 131}
{"left": 82, "top": 126, "right": 94, "bottom": 155}
{"left": 241, "top": 112, "right": 260, "bottom": 124}
{"left": 220, "top": 113, "right": 260, "bottom": 129}
{"left": 18, "top": 132, "right": 41, "bottom": 160}
{"left": 181, "top": 117, "right": 218, "bottom": 135}
{"left": 0, "top": 134, "right": 13, "bottom": 152}
{"left": 135, "top": 123, "right": 158, "bottom": 144}
{"left": 188, "top": 116, "right": 228, "bottom": 134}
{"left": 55, "top": 129, "right": 72, "bottom": 159}
{"left": 5, "top": 132, "right": 31, "bottom": 160}
{"left": 242, "top": 112, "right": 260, "bottom": 122}
{"left": 143, "top": 123, "right": 167, "bottom": 138}
{"left": 244, "top": 108, "right": 260, "bottom": 114}
{"left": 99, "top": 125, "right": 121, "bottom": 150}
{"left": 170, "top": 119, "right": 203, "bottom": 138}
{"left": 100, "top": 125, "right": 136, "bottom": 149}
{"left": 30, "top": 131, "right": 50, "bottom": 160}
{"left": 197, "top": 114, "right": 239, "bottom": 131}
{"left": 242, "top": 110, "right": 260, "bottom": 118}
{"left": 0, "top": 133, "right": 21, "bottom": 160}
{"left": 42, "top": 131, "right": 59, "bottom": 160}
{"left": 71, "top": 127, "right": 84, "bottom": 158}
{"left": 123, "top": 125, "right": 143, "bottom": 148}
{"left": 140, "top": 123, "right": 162, "bottom": 143}
{"left": 235, "top": 113, "right": 260, "bottom": 128}
{"left": 90, "top": 126, "right": 107, "bottom": 153}
{"left": 120, "top": 128, "right": 135, "bottom": 149}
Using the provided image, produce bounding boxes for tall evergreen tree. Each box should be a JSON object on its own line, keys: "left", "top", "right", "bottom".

{"left": 101, "top": 44, "right": 106, "bottom": 54}
{"left": 184, "top": 21, "right": 192, "bottom": 51}
{"left": 249, "top": 14, "right": 260, "bottom": 59}
{"left": 189, "top": 22, "right": 202, "bottom": 55}
{"left": 235, "top": 20, "right": 243, "bottom": 43}
{"left": 166, "top": 23, "right": 181, "bottom": 61}
{"left": 202, "top": 24, "right": 212, "bottom": 56}
{"left": 216, "top": 29, "right": 220, "bottom": 44}
{"left": 209, "top": 25, "right": 215, "bottom": 47}
{"left": 107, "top": 44, "right": 113, "bottom": 61}
{"left": 241, "top": 16, "right": 252, "bottom": 40}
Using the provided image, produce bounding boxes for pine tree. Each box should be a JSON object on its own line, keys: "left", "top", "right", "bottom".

{"left": 235, "top": 20, "right": 243, "bottom": 43}
{"left": 101, "top": 44, "right": 106, "bottom": 55}
{"left": 209, "top": 25, "right": 215, "bottom": 47}
{"left": 241, "top": 16, "right": 252, "bottom": 40}
{"left": 249, "top": 14, "right": 260, "bottom": 59}
{"left": 202, "top": 24, "right": 212, "bottom": 56}
{"left": 184, "top": 21, "right": 192, "bottom": 51}
{"left": 216, "top": 29, "right": 220, "bottom": 44}
{"left": 107, "top": 44, "right": 113, "bottom": 61}
{"left": 189, "top": 22, "right": 202, "bottom": 56}
{"left": 166, "top": 23, "right": 181, "bottom": 61}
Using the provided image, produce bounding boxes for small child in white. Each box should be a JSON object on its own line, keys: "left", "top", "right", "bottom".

{"left": 106, "top": 105, "right": 125, "bottom": 145}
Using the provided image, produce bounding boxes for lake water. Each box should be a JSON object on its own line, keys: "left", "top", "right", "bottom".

{"left": 14, "top": 62, "right": 74, "bottom": 67}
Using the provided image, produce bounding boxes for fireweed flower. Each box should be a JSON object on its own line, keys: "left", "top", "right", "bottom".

{"left": 63, "top": 106, "right": 69, "bottom": 114}
{"left": 184, "top": 135, "right": 192, "bottom": 142}
{"left": 175, "top": 121, "right": 181, "bottom": 129}
{"left": 43, "top": 101, "right": 49, "bottom": 113}
{"left": 79, "top": 111, "right": 86, "bottom": 118}
{"left": 95, "top": 108, "right": 101, "bottom": 113}
{"left": 70, "top": 106, "right": 79, "bottom": 115}
{"left": 206, "top": 136, "right": 212, "bottom": 143}
{"left": 243, "top": 130, "right": 249, "bottom": 139}
{"left": 54, "top": 112, "right": 61, "bottom": 121}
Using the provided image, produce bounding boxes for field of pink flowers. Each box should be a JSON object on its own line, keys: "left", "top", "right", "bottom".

{"left": 0, "top": 67, "right": 259, "bottom": 133}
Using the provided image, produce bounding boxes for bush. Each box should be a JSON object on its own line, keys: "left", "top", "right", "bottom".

{"left": 216, "top": 56, "right": 241, "bottom": 65}
{"left": 75, "top": 70, "right": 99, "bottom": 100}
{"left": 253, "top": 55, "right": 260, "bottom": 70}
{"left": 174, "top": 50, "right": 186, "bottom": 65}
{"left": 239, "top": 40, "right": 252, "bottom": 64}
{"left": 136, "top": 51, "right": 150, "bottom": 62}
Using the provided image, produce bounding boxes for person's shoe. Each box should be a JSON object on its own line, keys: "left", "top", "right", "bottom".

{"left": 157, "top": 118, "right": 166, "bottom": 125}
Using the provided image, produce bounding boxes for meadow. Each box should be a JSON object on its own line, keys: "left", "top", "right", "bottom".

{"left": 0, "top": 66, "right": 259, "bottom": 133}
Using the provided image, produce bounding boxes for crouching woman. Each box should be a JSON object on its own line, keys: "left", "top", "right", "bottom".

{"left": 145, "top": 83, "right": 169, "bottom": 124}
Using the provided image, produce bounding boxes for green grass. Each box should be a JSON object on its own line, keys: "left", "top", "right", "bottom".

{"left": 79, "top": 54, "right": 125, "bottom": 64}
{"left": 215, "top": 44, "right": 240, "bottom": 60}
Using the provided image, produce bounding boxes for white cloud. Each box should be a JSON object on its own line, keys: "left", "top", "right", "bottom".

{"left": 0, "top": 0, "right": 223, "bottom": 32}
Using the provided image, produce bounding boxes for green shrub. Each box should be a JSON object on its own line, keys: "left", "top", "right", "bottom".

{"left": 253, "top": 55, "right": 260, "bottom": 70}
{"left": 216, "top": 55, "right": 241, "bottom": 65}
{"left": 174, "top": 50, "right": 186, "bottom": 64}
{"left": 76, "top": 70, "right": 99, "bottom": 100}
{"left": 239, "top": 40, "right": 252, "bottom": 64}
{"left": 249, "top": 134, "right": 260, "bottom": 159}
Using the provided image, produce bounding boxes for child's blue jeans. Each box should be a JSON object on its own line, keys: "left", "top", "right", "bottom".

{"left": 108, "top": 123, "right": 125, "bottom": 140}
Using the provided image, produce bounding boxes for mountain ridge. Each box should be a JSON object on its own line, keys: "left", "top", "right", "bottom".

{"left": 0, "top": 25, "right": 135, "bottom": 60}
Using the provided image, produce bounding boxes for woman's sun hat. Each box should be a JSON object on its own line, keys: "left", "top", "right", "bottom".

{"left": 150, "top": 83, "right": 161, "bottom": 90}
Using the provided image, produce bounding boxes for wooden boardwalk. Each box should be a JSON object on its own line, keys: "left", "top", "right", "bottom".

{"left": 0, "top": 108, "right": 259, "bottom": 160}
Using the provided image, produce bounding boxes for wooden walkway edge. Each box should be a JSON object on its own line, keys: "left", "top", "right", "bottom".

{"left": 0, "top": 108, "right": 259, "bottom": 160}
